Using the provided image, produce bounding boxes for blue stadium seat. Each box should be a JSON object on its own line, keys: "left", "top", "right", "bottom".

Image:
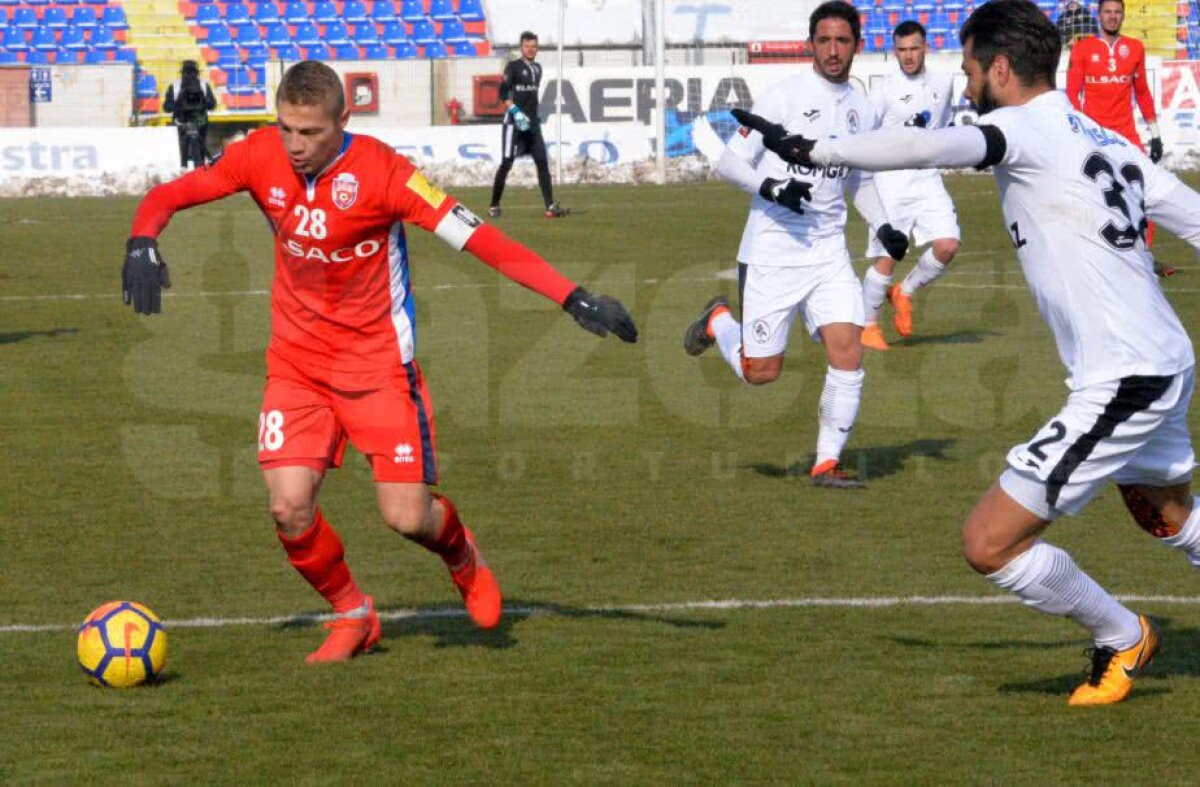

{"left": 216, "top": 48, "right": 241, "bottom": 68}
{"left": 941, "top": 0, "right": 968, "bottom": 10}
{"left": 0, "top": 0, "right": 18, "bottom": 6}
{"left": 361, "top": 42, "right": 388, "bottom": 58}
{"left": 439, "top": 17, "right": 466, "bottom": 42}
{"left": 399, "top": 0, "right": 423, "bottom": 21}
{"left": 381, "top": 19, "right": 407, "bottom": 43}
{"left": 13, "top": 8, "right": 37, "bottom": 28}
{"left": 2, "top": 24, "right": 27, "bottom": 49}
{"left": 457, "top": 0, "right": 484, "bottom": 21}
{"left": 449, "top": 40, "right": 474, "bottom": 56}
{"left": 101, "top": 5, "right": 127, "bottom": 29}
{"left": 26, "top": 49, "right": 51, "bottom": 62}
{"left": 273, "top": 41, "right": 300, "bottom": 58}
{"left": 57, "top": 0, "right": 81, "bottom": 6}
{"left": 313, "top": 0, "right": 338, "bottom": 23}
{"left": 60, "top": 25, "right": 87, "bottom": 48}
{"left": 283, "top": 0, "right": 309, "bottom": 23}
{"left": 43, "top": 7, "right": 68, "bottom": 28}
{"left": 293, "top": 20, "right": 321, "bottom": 45}
{"left": 83, "top": 0, "right": 109, "bottom": 6}
{"left": 422, "top": 40, "right": 446, "bottom": 57}
{"left": 0, "top": 50, "right": 17, "bottom": 63}
{"left": 83, "top": 47, "right": 107, "bottom": 62}
{"left": 391, "top": 39, "right": 416, "bottom": 57}
{"left": 70, "top": 5, "right": 99, "bottom": 27}
{"left": 25, "top": 0, "right": 49, "bottom": 7}
{"left": 234, "top": 22, "right": 261, "bottom": 43}
{"left": 879, "top": 0, "right": 908, "bottom": 11}
{"left": 332, "top": 42, "right": 358, "bottom": 58}
{"left": 352, "top": 21, "right": 378, "bottom": 44}
{"left": 343, "top": 0, "right": 368, "bottom": 22}
{"left": 195, "top": 4, "right": 222, "bottom": 26}
{"left": 90, "top": 25, "right": 117, "bottom": 49}
{"left": 428, "top": 0, "right": 454, "bottom": 21}
{"left": 136, "top": 71, "right": 158, "bottom": 97}
{"left": 114, "top": 46, "right": 136, "bottom": 63}
{"left": 410, "top": 18, "right": 436, "bottom": 43}
{"left": 253, "top": 1, "right": 280, "bottom": 23}
{"left": 322, "top": 19, "right": 350, "bottom": 44}
{"left": 224, "top": 3, "right": 251, "bottom": 26}
{"left": 225, "top": 66, "right": 256, "bottom": 94}
{"left": 245, "top": 44, "right": 269, "bottom": 65}
{"left": 205, "top": 24, "right": 236, "bottom": 49}
{"left": 370, "top": 0, "right": 397, "bottom": 20}
{"left": 56, "top": 45, "right": 79, "bottom": 61}
{"left": 264, "top": 21, "right": 289, "bottom": 46}
{"left": 304, "top": 41, "right": 330, "bottom": 58}
{"left": 31, "top": 27, "right": 56, "bottom": 50}
{"left": 0, "top": 9, "right": 6, "bottom": 24}
{"left": 865, "top": 15, "right": 891, "bottom": 36}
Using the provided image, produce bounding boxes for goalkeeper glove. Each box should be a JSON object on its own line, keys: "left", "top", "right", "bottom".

{"left": 507, "top": 105, "right": 531, "bottom": 132}
{"left": 730, "top": 108, "right": 815, "bottom": 166}
{"left": 875, "top": 224, "right": 909, "bottom": 261}
{"left": 122, "top": 236, "right": 171, "bottom": 315}
{"left": 563, "top": 286, "right": 638, "bottom": 343}
{"left": 907, "top": 110, "right": 931, "bottom": 129}
{"left": 1149, "top": 137, "right": 1164, "bottom": 164}
{"left": 758, "top": 177, "right": 814, "bottom": 214}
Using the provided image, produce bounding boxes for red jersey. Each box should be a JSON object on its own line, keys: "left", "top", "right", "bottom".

{"left": 1066, "top": 35, "right": 1156, "bottom": 143}
{"left": 132, "top": 128, "right": 576, "bottom": 387}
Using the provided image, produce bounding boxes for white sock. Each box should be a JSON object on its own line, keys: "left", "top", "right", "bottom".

{"left": 900, "top": 248, "right": 946, "bottom": 296}
{"left": 815, "top": 366, "right": 864, "bottom": 465}
{"left": 337, "top": 600, "right": 371, "bottom": 619}
{"left": 711, "top": 311, "right": 745, "bottom": 382}
{"left": 987, "top": 540, "right": 1142, "bottom": 649}
{"left": 1163, "top": 497, "right": 1200, "bottom": 568}
{"left": 862, "top": 267, "right": 892, "bottom": 325}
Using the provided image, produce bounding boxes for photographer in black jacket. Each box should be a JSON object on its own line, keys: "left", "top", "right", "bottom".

{"left": 162, "top": 60, "right": 217, "bottom": 169}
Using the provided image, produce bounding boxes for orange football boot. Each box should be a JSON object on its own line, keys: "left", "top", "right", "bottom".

{"left": 810, "top": 459, "right": 866, "bottom": 489}
{"left": 306, "top": 596, "right": 382, "bottom": 664}
{"left": 1068, "top": 615, "right": 1159, "bottom": 706}
{"left": 450, "top": 528, "right": 502, "bottom": 629}
{"left": 888, "top": 284, "right": 914, "bottom": 338}
{"left": 860, "top": 323, "right": 889, "bottom": 351}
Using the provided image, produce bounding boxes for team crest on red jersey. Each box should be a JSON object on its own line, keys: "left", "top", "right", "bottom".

{"left": 332, "top": 173, "right": 359, "bottom": 210}
{"left": 1118, "top": 43, "right": 1129, "bottom": 58}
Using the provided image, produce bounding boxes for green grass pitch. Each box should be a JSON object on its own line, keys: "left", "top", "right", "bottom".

{"left": 4, "top": 177, "right": 1200, "bottom": 783}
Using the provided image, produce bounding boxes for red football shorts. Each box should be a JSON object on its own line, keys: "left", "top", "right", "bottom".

{"left": 257, "top": 351, "right": 438, "bottom": 484}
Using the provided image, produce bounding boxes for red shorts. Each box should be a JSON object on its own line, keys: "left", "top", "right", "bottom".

{"left": 257, "top": 351, "right": 438, "bottom": 484}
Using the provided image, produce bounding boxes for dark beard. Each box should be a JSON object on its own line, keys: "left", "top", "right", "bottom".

{"left": 973, "top": 79, "right": 998, "bottom": 114}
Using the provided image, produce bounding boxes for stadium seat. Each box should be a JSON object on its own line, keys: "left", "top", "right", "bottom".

{"left": 60, "top": 25, "right": 87, "bottom": 48}
{"left": 361, "top": 41, "right": 387, "bottom": 58}
{"left": 449, "top": 40, "right": 474, "bottom": 56}
{"left": 70, "top": 5, "right": 99, "bottom": 27}
{"left": 391, "top": 39, "right": 416, "bottom": 57}
{"left": 323, "top": 19, "right": 351, "bottom": 44}
{"left": 2, "top": 24, "right": 27, "bottom": 49}
{"left": 282, "top": 0, "right": 309, "bottom": 23}
{"left": 195, "top": 3, "right": 222, "bottom": 26}
{"left": 26, "top": 49, "right": 50, "bottom": 62}
{"left": 439, "top": 17, "right": 467, "bottom": 42}
{"left": 429, "top": 0, "right": 454, "bottom": 21}
{"left": 332, "top": 42, "right": 358, "bottom": 58}
{"left": 312, "top": 0, "right": 338, "bottom": 23}
{"left": 135, "top": 71, "right": 158, "bottom": 96}
{"left": 264, "top": 21, "right": 289, "bottom": 45}
{"left": 25, "top": 0, "right": 49, "bottom": 6}
{"left": 216, "top": 48, "right": 241, "bottom": 68}
{"left": 114, "top": 46, "right": 136, "bottom": 63}
{"left": 410, "top": 18, "right": 437, "bottom": 43}
{"left": 225, "top": 65, "right": 256, "bottom": 93}
{"left": 399, "top": 0, "right": 423, "bottom": 21}
{"left": 224, "top": 2, "right": 252, "bottom": 26}
{"left": 343, "top": 0, "right": 368, "bottom": 22}
{"left": 304, "top": 41, "right": 330, "bottom": 58}
{"left": 457, "top": 0, "right": 484, "bottom": 21}
{"left": 253, "top": 1, "right": 280, "bottom": 23}
{"left": 13, "top": 8, "right": 37, "bottom": 28}
{"left": 381, "top": 19, "right": 407, "bottom": 43}
{"left": 272, "top": 41, "right": 299, "bottom": 58}
{"left": 0, "top": 50, "right": 19, "bottom": 63}
{"left": 0, "top": 9, "right": 6, "bottom": 25}
{"left": 293, "top": 20, "right": 321, "bottom": 45}
{"left": 56, "top": 45, "right": 79, "bottom": 61}
{"left": 101, "top": 5, "right": 127, "bottom": 29}
{"left": 370, "top": 0, "right": 397, "bottom": 20}
{"left": 234, "top": 22, "right": 261, "bottom": 43}
{"left": 83, "top": 0, "right": 108, "bottom": 6}
{"left": 352, "top": 21, "right": 378, "bottom": 44}
{"left": 42, "top": 7, "right": 68, "bottom": 28}
{"left": 31, "top": 27, "right": 57, "bottom": 50}
{"left": 83, "top": 47, "right": 107, "bottom": 61}
{"left": 205, "top": 24, "right": 236, "bottom": 49}
{"left": 421, "top": 40, "right": 446, "bottom": 57}
{"left": 245, "top": 44, "right": 269, "bottom": 65}
{"left": 91, "top": 26, "right": 119, "bottom": 49}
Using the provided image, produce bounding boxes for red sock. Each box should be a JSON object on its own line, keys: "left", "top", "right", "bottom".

{"left": 417, "top": 494, "right": 471, "bottom": 569}
{"left": 277, "top": 509, "right": 367, "bottom": 614}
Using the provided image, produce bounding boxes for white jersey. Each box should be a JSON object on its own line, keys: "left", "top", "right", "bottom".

{"left": 979, "top": 91, "right": 1194, "bottom": 389}
{"left": 868, "top": 68, "right": 955, "bottom": 201}
{"left": 730, "top": 70, "right": 878, "bottom": 267}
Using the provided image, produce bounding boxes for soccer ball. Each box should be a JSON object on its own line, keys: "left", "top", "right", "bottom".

{"left": 77, "top": 601, "right": 168, "bottom": 688}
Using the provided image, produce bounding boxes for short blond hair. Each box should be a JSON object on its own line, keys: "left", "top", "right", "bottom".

{"left": 276, "top": 60, "right": 345, "bottom": 117}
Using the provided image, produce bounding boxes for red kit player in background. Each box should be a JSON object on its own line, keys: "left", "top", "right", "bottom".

{"left": 122, "top": 61, "right": 638, "bottom": 663}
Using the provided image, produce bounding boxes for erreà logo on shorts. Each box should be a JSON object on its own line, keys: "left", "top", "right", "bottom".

{"left": 394, "top": 443, "right": 416, "bottom": 464}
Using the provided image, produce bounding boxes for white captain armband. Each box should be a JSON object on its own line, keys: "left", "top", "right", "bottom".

{"left": 434, "top": 203, "right": 483, "bottom": 250}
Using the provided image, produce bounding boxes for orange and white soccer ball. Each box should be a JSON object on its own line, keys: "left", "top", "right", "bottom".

{"left": 77, "top": 601, "right": 168, "bottom": 688}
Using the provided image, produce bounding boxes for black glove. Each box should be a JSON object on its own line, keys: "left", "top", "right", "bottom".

{"left": 907, "top": 111, "right": 930, "bottom": 129}
{"left": 1149, "top": 137, "right": 1163, "bottom": 164}
{"left": 122, "top": 236, "right": 171, "bottom": 315}
{"left": 875, "top": 223, "right": 909, "bottom": 261}
{"left": 563, "top": 286, "right": 638, "bottom": 343}
{"left": 759, "top": 177, "right": 814, "bottom": 214}
{"left": 730, "top": 108, "right": 816, "bottom": 166}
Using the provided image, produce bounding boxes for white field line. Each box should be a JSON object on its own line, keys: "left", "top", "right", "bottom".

{"left": 7, "top": 594, "right": 1200, "bottom": 634}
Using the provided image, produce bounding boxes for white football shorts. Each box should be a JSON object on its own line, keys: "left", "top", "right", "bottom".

{"left": 1000, "top": 367, "right": 1196, "bottom": 520}
{"left": 865, "top": 176, "right": 960, "bottom": 258}
{"left": 739, "top": 255, "right": 865, "bottom": 358}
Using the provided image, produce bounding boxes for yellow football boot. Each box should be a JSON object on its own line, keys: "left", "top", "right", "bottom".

{"left": 1068, "top": 615, "right": 1159, "bottom": 706}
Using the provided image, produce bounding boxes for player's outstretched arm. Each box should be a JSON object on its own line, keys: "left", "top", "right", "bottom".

{"left": 1144, "top": 169, "right": 1200, "bottom": 252}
